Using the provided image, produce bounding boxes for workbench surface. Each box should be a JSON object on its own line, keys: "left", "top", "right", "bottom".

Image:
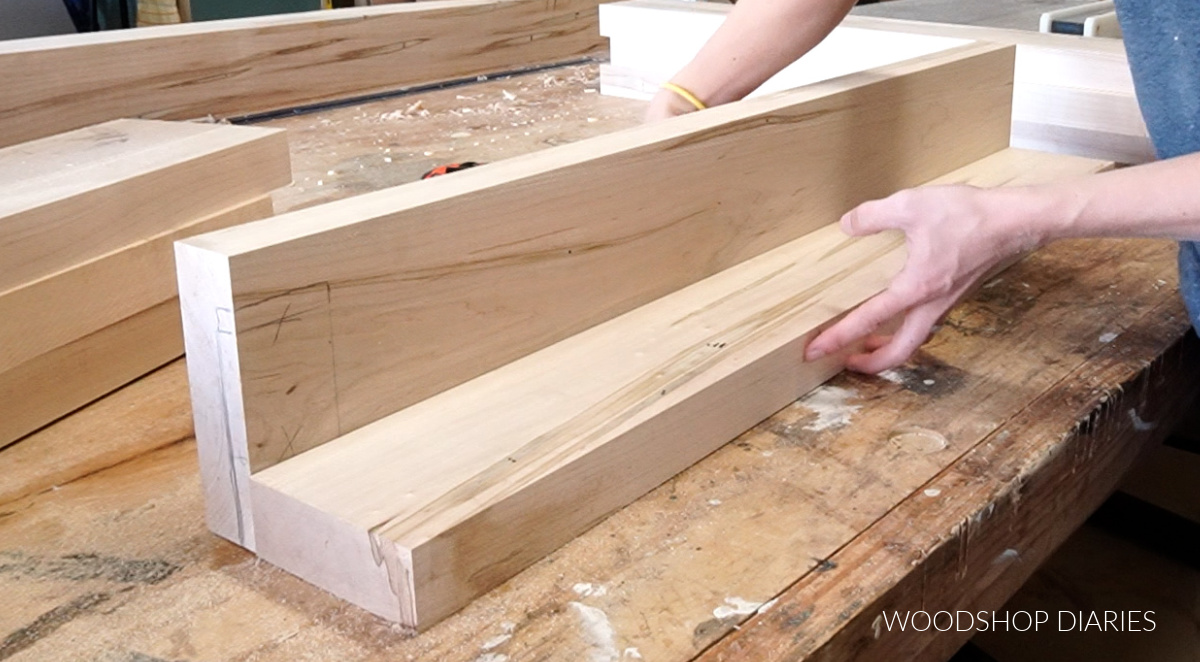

{"left": 2, "top": 63, "right": 1196, "bottom": 662}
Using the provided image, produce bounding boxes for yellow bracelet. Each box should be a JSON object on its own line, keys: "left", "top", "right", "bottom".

{"left": 660, "top": 82, "right": 707, "bottom": 111}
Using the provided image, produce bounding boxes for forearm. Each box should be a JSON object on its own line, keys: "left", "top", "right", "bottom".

{"left": 648, "top": 0, "right": 853, "bottom": 119}
{"left": 1016, "top": 153, "right": 1200, "bottom": 247}
{"left": 667, "top": 0, "right": 856, "bottom": 106}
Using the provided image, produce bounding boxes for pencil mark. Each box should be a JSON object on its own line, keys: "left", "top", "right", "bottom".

{"left": 273, "top": 302, "right": 292, "bottom": 345}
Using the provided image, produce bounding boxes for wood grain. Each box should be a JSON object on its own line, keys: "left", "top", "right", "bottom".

{"left": 0, "top": 361, "right": 192, "bottom": 507}
{"left": 0, "top": 195, "right": 273, "bottom": 378}
{"left": 0, "top": 0, "right": 606, "bottom": 148}
{"left": 0, "top": 119, "right": 288, "bottom": 299}
{"left": 178, "top": 43, "right": 1015, "bottom": 546}
{"left": 599, "top": 0, "right": 1152, "bottom": 164}
{"left": 0, "top": 301, "right": 181, "bottom": 450}
{"left": 700, "top": 295, "right": 1199, "bottom": 661}
{"left": 247, "top": 147, "right": 1112, "bottom": 631}
{"left": 3, "top": 239, "right": 1182, "bottom": 662}
{"left": 1, "top": 63, "right": 1189, "bottom": 662}
{"left": 251, "top": 220, "right": 904, "bottom": 628}
{"left": 0, "top": 197, "right": 271, "bottom": 449}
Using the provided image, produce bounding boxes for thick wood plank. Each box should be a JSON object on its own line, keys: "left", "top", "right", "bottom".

{"left": 247, "top": 148, "right": 1112, "bottom": 630}
{"left": 600, "top": 3, "right": 970, "bottom": 99}
{"left": 0, "top": 197, "right": 272, "bottom": 449}
{"left": 177, "top": 43, "right": 1014, "bottom": 548}
{"left": 0, "top": 195, "right": 274, "bottom": 385}
{"left": 0, "top": 119, "right": 289, "bottom": 301}
{"left": 599, "top": 0, "right": 1152, "bottom": 164}
{"left": 0, "top": 361, "right": 191, "bottom": 507}
{"left": 0, "top": 301, "right": 182, "bottom": 452}
{"left": 0, "top": 0, "right": 605, "bottom": 148}
{"left": 700, "top": 294, "right": 1198, "bottom": 661}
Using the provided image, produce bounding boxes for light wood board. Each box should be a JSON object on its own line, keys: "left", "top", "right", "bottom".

{"left": 0, "top": 195, "right": 274, "bottom": 381}
{"left": 176, "top": 42, "right": 1015, "bottom": 547}
{"left": 0, "top": 118, "right": 289, "bottom": 299}
{"left": 599, "top": 0, "right": 1153, "bottom": 164}
{"left": 0, "top": 197, "right": 272, "bottom": 448}
{"left": 0, "top": 0, "right": 605, "bottom": 148}
{"left": 249, "top": 147, "right": 1113, "bottom": 629}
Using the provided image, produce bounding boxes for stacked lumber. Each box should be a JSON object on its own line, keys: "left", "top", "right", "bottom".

{"left": 0, "top": 0, "right": 606, "bottom": 148}
{"left": 598, "top": 0, "right": 1153, "bottom": 164}
{"left": 0, "top": 118, "right": 291, "bottom": 447}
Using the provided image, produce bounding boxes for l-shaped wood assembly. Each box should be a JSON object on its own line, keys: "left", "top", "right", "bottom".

{"left": 174, "top": 9, "right": 1136, "bottom": 629}
{"left": 0, "top": 0, "right": 1152, "bottom": 638}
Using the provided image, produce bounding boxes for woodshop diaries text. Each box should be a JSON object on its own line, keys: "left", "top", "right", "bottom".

{"left": 877, "top": 610, "right": 1157, "bottom": 633}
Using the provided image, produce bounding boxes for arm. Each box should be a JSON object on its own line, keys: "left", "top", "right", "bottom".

{"left": 804, "top": 152, "right": 1200, "bottom": 373}
{"left": 646, "top": 0, "right": 858, "bottom": 120}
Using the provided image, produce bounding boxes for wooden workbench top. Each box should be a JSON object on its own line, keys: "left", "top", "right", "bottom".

{"left": 2, "top": 63, "right": 1195, "bottom": 662}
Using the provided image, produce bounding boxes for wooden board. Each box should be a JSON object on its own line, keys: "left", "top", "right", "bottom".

{"left": 0, "top": 118, "right": 289, "bottom": 300}
{"left": 176, "top": 43, "right": 1015, "bottom": 548}
{"left": 0, "top": 0, "right": 606, "bottom": 148}
{"left": 0, "top": 194, "right": 274, "bottom": 389}
{"left": 0, "top": 361, "right": 192, "bottom": 507}
{"left": 0, "top": 197, "right": 273, "bottom": 448}
{"left": 599, "top": 0, "right": 1153, "bottom": 164}
{"left": 250, "top": 147, "right": 1114, "bottom": 630}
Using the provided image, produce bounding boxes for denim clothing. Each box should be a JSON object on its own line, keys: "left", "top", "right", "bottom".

{"left": 1114, "top": 0, "right": 1200, "bottom": 330}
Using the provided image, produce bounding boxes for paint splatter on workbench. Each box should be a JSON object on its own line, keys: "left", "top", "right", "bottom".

{"left": 797, "top": 385, "right": 861, "bottom": 431}
{"left": 570, "top": 601, "right": 620, "bottom": 662}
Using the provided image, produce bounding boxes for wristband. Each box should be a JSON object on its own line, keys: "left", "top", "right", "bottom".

{"left": 660, "top": 82, "right": 707, "bottom": 111}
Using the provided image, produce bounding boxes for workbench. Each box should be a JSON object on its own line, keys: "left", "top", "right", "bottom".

{"left": 2, "top": 46, "right": 1197, "bottom": 662}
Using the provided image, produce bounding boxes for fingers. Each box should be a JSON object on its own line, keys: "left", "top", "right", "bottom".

{"left": 805, "top": 289, "right": 911, "bottom": 361}
{"left": 844, "top": 303, "right": 944, "bottom": 374}
{"left": 862, "top": 333, "right": 892, "bottom": 352}
{"left": 840, "top": 195, "right": 906, "bottom": 237}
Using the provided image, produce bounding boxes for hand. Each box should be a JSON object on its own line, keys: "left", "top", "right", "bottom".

{"left": 804, "top": 185, "right": 1043, "bottom": 373}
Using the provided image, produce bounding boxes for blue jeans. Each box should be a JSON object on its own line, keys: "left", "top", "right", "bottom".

{"left": 1115, "top": 0, "right": 1200, "bottom": 330}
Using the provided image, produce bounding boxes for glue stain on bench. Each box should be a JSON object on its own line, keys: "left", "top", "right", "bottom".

{"left": 797, "top": 385, "right": 861, "bottom": 432}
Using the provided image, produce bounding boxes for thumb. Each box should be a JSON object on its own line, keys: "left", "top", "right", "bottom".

{"left": 840, "top": 202, "right": 893, "bottom": 237}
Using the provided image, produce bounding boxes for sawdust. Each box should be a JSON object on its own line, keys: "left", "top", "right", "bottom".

{"left": 264, "top": 63, "right": 644, "bottom": 214}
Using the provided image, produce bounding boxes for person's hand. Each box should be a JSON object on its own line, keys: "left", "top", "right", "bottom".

{"left": 804, "top": 185, "right": 1044, "bottom": 373}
